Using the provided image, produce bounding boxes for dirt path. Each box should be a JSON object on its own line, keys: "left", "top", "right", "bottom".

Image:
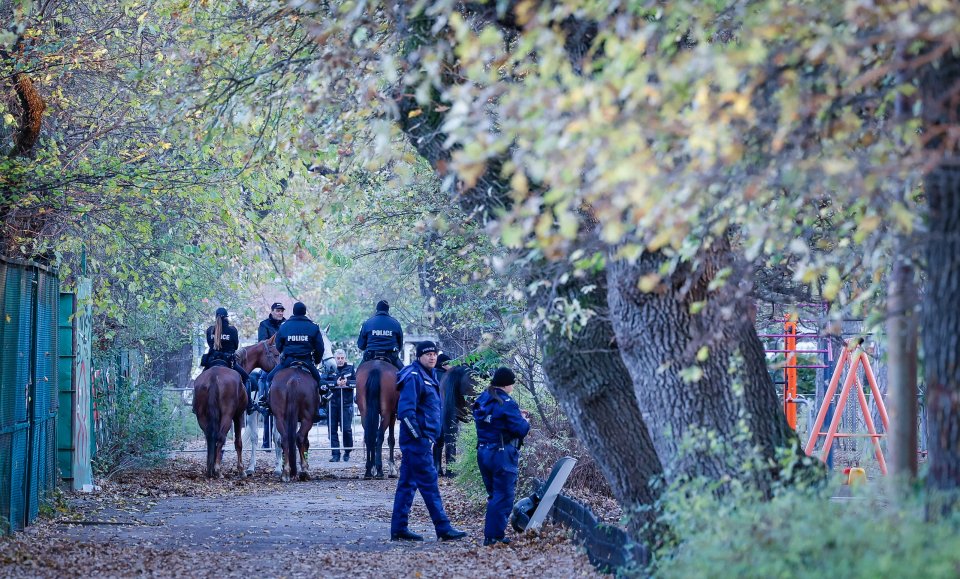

{"left": 0, "top": 458, "right": 601, "bottom": 578}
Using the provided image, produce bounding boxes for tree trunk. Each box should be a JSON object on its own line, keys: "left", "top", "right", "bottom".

{"left": 921, "top": 49, "right": 960, "bottom": 499}
{"left": 607, "top": 241, "right": 805, "bottom": 490}
{"left": 541, "top": 267, "right": 663, "bottom": 541}
{"left": 887, "top": 252, "right": 918, "bottom": 484}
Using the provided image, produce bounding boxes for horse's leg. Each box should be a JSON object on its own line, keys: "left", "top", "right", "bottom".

{"left": 244, "top": 411, "right": 258, "bottom": 476}
{"left": 234, "top": 412, "right": 244, "bottom": 476}
{"left": 387, "top": 419, "right": 398, "bottom": 478}
{"left": 216, "top": 416, "right": 232, "bottom": 478}
{"left": 273, "top": 419, "right": 283, "bottom": 477}
{"left": 374, "top": 425, "right": 386, "bottom": 479}
{"left": 298, "top": 420, "right": 311, "bottom": 481}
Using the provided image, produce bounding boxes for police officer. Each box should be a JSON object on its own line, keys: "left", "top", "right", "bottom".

{"left": 390, "top": 341, "right": 467, "bottom": 542}
{"left": 323, "top": 349, "right": 356, "bottom": 462}
{"left": 473, "top": 367, "right": 530, "bottom": 546}
{"left": 258, "top": 302, "right": 328, "bottom": 412}
{"left": 246, "top": 302, "right": 287, "bottom": 415}
{"left": 201, "top": 307, "right": 250, "bottom": 387}
{"left": 357, "top": 300, "right": 403, "bottom": 369}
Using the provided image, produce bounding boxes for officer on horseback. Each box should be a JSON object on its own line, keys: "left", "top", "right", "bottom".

{"left": 390, "top": 341, "right": 467, "bottom": 543}
{"left": 473, "top": 367, "right": 530, "bottom": 546}
{"left": 357, "top": 300, "right": 403, "bottom": 370}
{"left": 257, "top": 302, "right": 329, "bottom": 413}
{"left": 246, "top": 302, "right": 286, "bottom": 415}
{"left": 201, "top": 307, "right": 250, "bottom": 387}
{"left": 258, "top": 302, "right": 286, "bottom": 340}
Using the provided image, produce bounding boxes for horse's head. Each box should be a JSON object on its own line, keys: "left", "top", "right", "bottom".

{"left": 320, "top": 325, "right": 336, "bottom": 373}
{"left": 238, "top": 336, "right": 281, "bottom": 373}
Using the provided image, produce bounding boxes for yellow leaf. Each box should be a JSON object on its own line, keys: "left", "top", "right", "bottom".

{"left": 638, "top": 273, "right": 660, "bottom": 293}
{"left": 408, "top": 109, "right": 422, "bottom": 118}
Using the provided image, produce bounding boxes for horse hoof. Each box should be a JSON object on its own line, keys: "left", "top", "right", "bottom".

{"left": 244, "top": 469, "right": 254, "bottom": 477}
{"left": 299, "top": 472, "right": 310, "bottom": 481}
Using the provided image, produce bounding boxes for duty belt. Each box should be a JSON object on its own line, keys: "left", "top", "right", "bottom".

{"left": 478, "top": 439, "right": 520, "bottom": 449}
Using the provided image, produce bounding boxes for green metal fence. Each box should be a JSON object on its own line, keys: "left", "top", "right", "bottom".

{"left": 0, "top": 258, "right": 60, "bottom": 534}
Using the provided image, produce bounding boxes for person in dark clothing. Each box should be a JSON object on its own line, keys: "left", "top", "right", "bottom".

{"left": 257, "top": 302, "right": 329, "bottom": 413}
{"left": 357, "top": 300, "right": 403, "bottom": 369}
{"left": 201, "top": 307, "right": 250, "bottom": 386}
{"left": 473, "top": 367, "right": 530, "bottom": 546}
{"left": 257, "top": 302, "right": 286, "bottom": 341}
{"left": 323, "top": 349, "right": 356, "bottom": 462}
{"left": 390, "top": 341, "right": 467, "bottom": 543}
{"left": 247, "top": 302, "right": 286, "bottom": 415}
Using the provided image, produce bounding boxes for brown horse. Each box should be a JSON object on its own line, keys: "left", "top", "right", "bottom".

{"left": 270, "top": 365, "right": 320, "bottom": 482}
{"left": 192, "top": 365, "right": 247, "bottom": 478}
{"left": 355, "top": 359, "right": 400, "bottom": 479}
{"left": 235, "top": 337, "right": 280, "bottom": 476}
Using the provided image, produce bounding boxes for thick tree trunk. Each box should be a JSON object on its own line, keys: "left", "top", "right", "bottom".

{"left": 887, "top": 253, "right": 918, "bottom": 484}
{"left": 607, "top": 241, "right": 803, "bottom": 490}
{"left": 921, "top": 50, "right": 960, "bottom": 499}
{"left": 541, "top": 267, "right": 663, "bottom": 541}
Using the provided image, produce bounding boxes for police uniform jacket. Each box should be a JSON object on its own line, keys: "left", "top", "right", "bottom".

{"left": 473, "top": 389, "right": 530, "bottom": 446}
{"left": 257, "top": 316, "right": 285, "bottom": 341}
{"left": 276, "top": 314, "right": 325, "bottom": 362}
{"left": 397, "top": 361, "right": 443, "bottom": 442}
{"left": 206, "top": 324, "right": 240, "bottom": 355}
{"left": 356, "top": 312, "right": 403, "bottom": 352}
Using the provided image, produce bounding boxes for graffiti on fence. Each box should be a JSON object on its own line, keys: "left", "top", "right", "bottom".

{"left": 72, "top": 278, "right": 92, "bottom": 490}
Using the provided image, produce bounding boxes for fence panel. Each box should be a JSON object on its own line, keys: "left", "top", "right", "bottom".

{"left": 0, "top": 259, "right": 61, "bottom": 534}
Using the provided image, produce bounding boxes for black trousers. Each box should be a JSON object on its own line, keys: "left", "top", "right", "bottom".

{"left": 329, "top": 400, "right": 354, "bottom": 457}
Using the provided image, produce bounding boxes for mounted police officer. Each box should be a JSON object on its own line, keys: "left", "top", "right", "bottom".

{"left": 245, "top": 302, "right": 287, "bottom": 416}
{"left": 473, "top": 367, "right": 530, "bottom": 546}
{"left": 258, "top": 302, "right": 286, "bottom": 341}
{"left": 257, "top": 302, "right": 329, "bottom": 413}
{"left": 201, "top": 307, "right": 250, "bottom": 387}
{"left": 390, "top": 341, "right": 467, "bottom": 542}
{"left": 323, "top": 349, "right": 356, "bottom": 463}
{"left": 357, "top": 300, "right": 403, "bottom": 370}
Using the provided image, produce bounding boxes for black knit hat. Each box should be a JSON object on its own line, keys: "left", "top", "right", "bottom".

{"left": 215, "top": 307, "right": 228, "bottom": 317}
{"left": 416, "top": 341, "right": 438, "bottom": 357}
{"left": 376, "top": 300, "right": 390, "bottom": 312}
{"left": 292, "top": 302, "right": 307, "bottom": 316}
{"left": 437, "top": 353, "right": 453, "bottom": 368}
{"left": 491, "top": 367, "right": 516, "bottom": 387}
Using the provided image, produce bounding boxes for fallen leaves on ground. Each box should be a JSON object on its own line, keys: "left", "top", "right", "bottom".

{"left": 0, "top": 455, "right": 604, "bottom": 578}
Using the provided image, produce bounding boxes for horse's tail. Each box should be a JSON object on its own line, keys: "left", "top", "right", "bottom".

{"left": 205, "top": 375, "right": 222, "bottom": 477}
{"left": 363, "top": 368, "right": 382, "bottom": 449}
{"left": 285, "top": 387, "right": 299, "bottom": 479}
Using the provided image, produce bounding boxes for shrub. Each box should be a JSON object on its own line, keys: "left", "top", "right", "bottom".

{"left": 93, "top": 374, "right": 178, "bottom": 478}
{"left": 453, "top": 426, "right": 487, "bottom": 506}
{"left": 654, "top": 480, "right": 960, "bottom": 578}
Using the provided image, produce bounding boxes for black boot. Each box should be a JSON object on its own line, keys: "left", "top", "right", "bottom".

{"left": 391, "top": 529, "right": 424, "bottom": 541}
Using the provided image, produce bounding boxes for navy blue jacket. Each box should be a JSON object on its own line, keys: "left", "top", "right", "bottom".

{"left": 257, "top": 316, "right": 285, "bottom": 341}
{"left": 276, "top": 314, "right": 325, "bottom": 362}
{"left": 473, "top": 389, "right": 530, "bottom": 445}
{"left": 356, "top": 312, "right": 403, "bottom": 352}
{"left": 397, "top": 361, "right": 443, "bottom": 442}
{"left": 206, "top": 323, "right": 240, "bottom": 354}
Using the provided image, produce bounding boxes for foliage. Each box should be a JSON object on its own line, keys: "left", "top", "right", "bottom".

{"left": 452, "top": 425, "right": 487, "bottom": 506}
{"left": 654, "top": 481, "right": 960, "bottom": 578}
{"left": 92, "top": 363, "right": 177, "bottom": 478}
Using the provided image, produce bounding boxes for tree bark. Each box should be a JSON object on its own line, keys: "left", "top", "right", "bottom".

{"left": 921, "top": 50, "right": 960, "bottom": 499}
{"left": 887, "top": 252, "right": 918, "bottom": 484}
{"left": 607, "top": 240, "right": 806, "bottom": 490}
{"left": 541, "top": 266, "right": 663, "bottom": 541}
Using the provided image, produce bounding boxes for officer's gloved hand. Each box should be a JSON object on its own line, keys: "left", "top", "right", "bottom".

{"left": 401, "top": 416, "right": 421, "bottom": 439}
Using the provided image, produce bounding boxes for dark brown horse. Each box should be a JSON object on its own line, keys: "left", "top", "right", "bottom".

{"left": 355, "top": 359, "right": 400, "bottom": 479}
{"left": 192, "top": 365, "right": 247, "bottom": 478}
{"left": 270, "top": 365, "right": 320, "bottom": 482}
{"left": 434, "top": 365, "right": 478, "bottom": 475}
{"left": 235, "top": 337, "right": 280, "bottom": 476}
